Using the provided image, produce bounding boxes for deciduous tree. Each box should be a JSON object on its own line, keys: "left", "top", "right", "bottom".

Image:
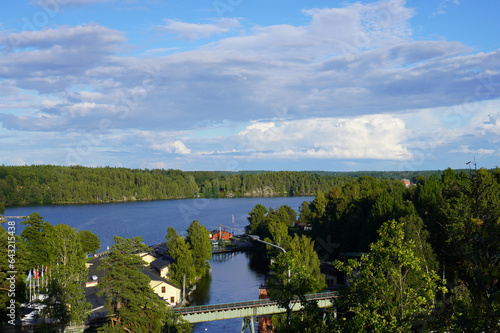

{"left": 334, "top": 219, "right": 446, "bottom": 332}
{"left": 77, "top": 229, "right": 101, "bottom": 255}
{"left": 43, "top": 224, "right": 91, "bottom": 326}
{"left": 166, "top": 227, "right": 196, "bottom": 288}
{"left": 186, "top": 220, "right": 212, "bottom": 277}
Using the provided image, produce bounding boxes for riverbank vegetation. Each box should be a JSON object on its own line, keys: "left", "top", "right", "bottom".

{"left": 166, "top": 220, "right": 212, "bottom": 289}
{"left": 248, "top": 166, "right": 500, "bottom": 332}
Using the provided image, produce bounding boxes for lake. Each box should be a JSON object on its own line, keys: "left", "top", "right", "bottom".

{"left": 4, "top": 196, "right": 313, "bottom": 332}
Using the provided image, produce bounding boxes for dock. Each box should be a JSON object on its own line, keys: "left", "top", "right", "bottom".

{"left": 0, "top": 216, "right": 27, "bottom": 223}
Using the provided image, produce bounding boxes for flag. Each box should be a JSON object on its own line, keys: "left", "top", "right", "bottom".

{"left": 41, "top": 265, "right": 44, "bottom": 278}
{"left": 26, "top": 270, "right": 32, "bottom": 282}
{"left": 35, "top": 267, "right": 39, "bottom": 279}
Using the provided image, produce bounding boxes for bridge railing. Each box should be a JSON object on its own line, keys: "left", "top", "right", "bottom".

{"left": 175, "top": 291, "right": 337, "bottom": 315}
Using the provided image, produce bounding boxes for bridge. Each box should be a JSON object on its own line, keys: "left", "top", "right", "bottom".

{"left": 174, "top": 291, "right": 336, "bottom": 333}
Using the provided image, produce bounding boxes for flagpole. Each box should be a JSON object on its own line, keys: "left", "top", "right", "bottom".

{"left": 29, "top": 269, "right": 32, "bottom": 302}
{"left": 37, "top": 267, "right": 39, "bottom": 299}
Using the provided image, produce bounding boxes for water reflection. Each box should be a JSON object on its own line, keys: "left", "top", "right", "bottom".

{"left": 190, "top": 252, "right": 267, "bottom": 332}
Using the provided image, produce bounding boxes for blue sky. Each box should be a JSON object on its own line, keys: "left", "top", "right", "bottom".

{"left": 0, "top": 0, "right": 499, "bottom": 172}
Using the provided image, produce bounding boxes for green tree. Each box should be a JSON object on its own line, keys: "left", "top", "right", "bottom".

{"left": 43, "top": 224, "right": 91, "bottom": 327}
{"left": 266, "top": 217, "right": 292, "bottom": 251}
{"left": 245, "top": 203, "right": 269, "bottom": 239}
{"left": 334, "top": 219, "right": 447, "bottom": 332}
{"left": 297, "top": 200, "right": 312, "bottom": 224}
{"left": 267, "top": 251, "right": 325, "bottom": 333}
{"left": 98, "top": 236, "right": 167, "bottom": 333}
{"left": 166, "top": 227, "right": 196, "bottom": 288}
{"left": 0, "top": 226, "right": 27, "bottom": 325}
{"left": 78, "top": 230, "right": 101, "bottom": 255}
{"left": 186, "top": 220, "right": 212, "bottom": 277}
{"left": 441, "top": 167, "right": 500, "bottom": 331}
{"left": 288, "top": 235, "right": 325, "bottom": 290}
{"left": 276, "top": 205, "right": 297, "bottom": 227}
{"left": 163, "top": 309, "right": 193, "bottom": 333}
{"left": 20, "top": 213, "right": 52, "bottom": 268}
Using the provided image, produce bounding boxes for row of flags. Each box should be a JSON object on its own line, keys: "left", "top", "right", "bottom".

{"left": 26, "top": 264, "right": 54, "bottom": 302}
{"left": 26, "top": 265, "right": 51, "bottom": 282}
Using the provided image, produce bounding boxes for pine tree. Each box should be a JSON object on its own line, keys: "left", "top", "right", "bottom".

{"left": 97, "top": 236, "right": 167, "bottom": 333}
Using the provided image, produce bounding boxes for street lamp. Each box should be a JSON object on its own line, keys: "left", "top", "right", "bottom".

{"left": 249, "top": 235, "right": 292, "bottom": 330}
{"left": 248, "top": 235, "right": 286, "bottom": 254}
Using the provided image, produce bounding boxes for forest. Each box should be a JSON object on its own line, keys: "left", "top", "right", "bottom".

{"left": 0, "top": 165, "right": 463, "bottom": 208}
{"left": 0, "top": 165, "right": 354, "bottom": 207}
{"left": 246, "top": 166, "right": 500, "bottom": 332}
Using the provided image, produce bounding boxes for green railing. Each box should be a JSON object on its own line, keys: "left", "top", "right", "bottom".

{"left": 174, "top": 291, "right": 337, "bottom": 315}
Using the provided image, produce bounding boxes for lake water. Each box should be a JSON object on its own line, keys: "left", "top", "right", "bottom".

{"left": 4, "top": 196, "right": 313, "bottom": 332}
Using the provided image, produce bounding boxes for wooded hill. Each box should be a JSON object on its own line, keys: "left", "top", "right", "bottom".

{"left": 0, "top": 165, "right": 349, "bottom": 207}
{"left": 0, "top": 164, "right": 467, "bottom": 207}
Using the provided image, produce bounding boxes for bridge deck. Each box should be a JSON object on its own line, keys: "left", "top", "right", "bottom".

{"left": 175, "top": 292, "right": 336, "bottom": 323}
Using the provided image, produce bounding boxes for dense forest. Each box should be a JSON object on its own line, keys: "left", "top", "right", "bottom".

{"left": 246, "top": 165, "right": 500, "bottom": 331}
{"left": 0, "top": 165, "right": 350, "bottom": 206}
{"left": 0, "top": 165, "right": 462, "bottom": 207}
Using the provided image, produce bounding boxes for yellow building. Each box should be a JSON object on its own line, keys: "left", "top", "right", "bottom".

{"left": 85, "top": 252, "right": 182, "bottom": 307}
{"left": 141, "top": 267, "right": 182, "bottom": 305}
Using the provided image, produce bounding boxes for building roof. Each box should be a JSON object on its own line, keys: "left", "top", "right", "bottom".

{"left": 150, "top": 242, "right": 169, "bottom": 255}
{"left": 84, "top": 285, "right": 107, "bottom": 313}
{"left": 150, "top": 255, "right": 175, "bottom": 270}
{"left": 210, "top": 229, "right": 232, "bottom": 234}
{"left": 86, "top": 258, "right": 106, "bottom": 283}
{"left": 139, "top": 266, "right": 181, "bottom": 290}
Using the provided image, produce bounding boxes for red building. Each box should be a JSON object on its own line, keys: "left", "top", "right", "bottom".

{"left": 400, "top": 178, "right": 411, "bottom": 187}
{"left": 209, "top": 229, "right": 232, "bottom": 241}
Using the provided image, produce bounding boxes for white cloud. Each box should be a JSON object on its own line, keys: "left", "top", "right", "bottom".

{"left": 236, "top": 115, "right": 411, "bottom": 160}
{"left": 479, "top": 112, "right": 500, "bottom": 135}
{"left": 0, "top": 23, "right": 125, "bottom": 51}
{"left": 156, "top": 18, "right": 241, "bottom": 41}
{"left": 151, "top": 140, "right": 191, "bottom": 155}
{"left": 450, "top": 145, "right": 496, "bottom": 156}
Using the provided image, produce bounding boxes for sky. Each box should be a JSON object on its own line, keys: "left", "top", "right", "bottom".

{"left": 0, "top": 0, "right": 499, "bottom": 172}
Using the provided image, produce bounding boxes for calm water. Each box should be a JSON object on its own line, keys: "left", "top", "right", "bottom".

{"left": 191, "top": 252, "right": 268, "bottom": 332}
{"left": 5, "top": 196, "right": 312, "bottom": 251}
{"left": 5, "top": 196, "right": 312, "bottom": 332}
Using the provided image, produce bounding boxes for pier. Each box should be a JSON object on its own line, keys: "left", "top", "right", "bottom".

{"left": 0, "top": 215, "right": 27, "bottom": 222}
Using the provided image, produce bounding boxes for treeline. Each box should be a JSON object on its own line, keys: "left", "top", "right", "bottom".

{"left": 0, "top": 165, "right": 353, "bottom": 207}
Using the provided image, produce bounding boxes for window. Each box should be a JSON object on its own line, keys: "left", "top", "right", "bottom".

{"left": 161, "top": 286, "right": 166, "bottom": 293}
{"left": 170, "top": 296, "right": 175, "bottom": 303}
